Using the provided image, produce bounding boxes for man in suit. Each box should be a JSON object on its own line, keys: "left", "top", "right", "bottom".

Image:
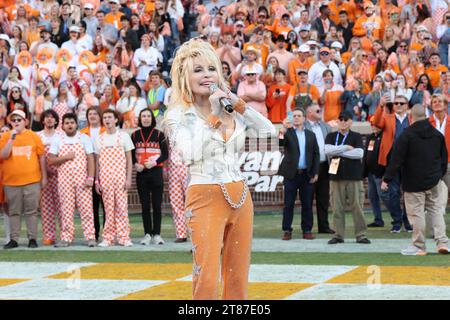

{"left": 311, "top": 5, "right": 336, "bottom": 42}
{"left": 278, "top": 108, "right": 320, "bottom": 240}
{"left": 304, "top": 104, "right": 334, "bottom": 234}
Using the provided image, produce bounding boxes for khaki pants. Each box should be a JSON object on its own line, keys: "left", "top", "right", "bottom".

{"left": 4, "top": 183, "right": 40, "bottom": 242}
{"left": 330, "top": 180, "right": 367, "bottom": 240}
{"left": 185, "top": 181, "right": 253, "bottom": 300}
{"left": 443, "top": 164, "right": 450, "bottom": 190}
{"left": 404, "top": 180, "right": 449, "bottom": 250}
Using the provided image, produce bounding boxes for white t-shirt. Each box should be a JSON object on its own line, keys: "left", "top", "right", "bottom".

{"left": 89, "top": 127, "right": 101, "bottom": 144}
{"left": 94, "top": 131, "right": 135, "bottom": 155}
{"left": 37, "top": 131, "right": 61, "bottom": 147}
{"left": 49, "top": 132, "right": 94, "bottom": 155}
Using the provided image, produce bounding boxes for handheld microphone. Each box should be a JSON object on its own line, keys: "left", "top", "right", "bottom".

{"left": 208, "top": 84, "right": 234, "bottom": 113}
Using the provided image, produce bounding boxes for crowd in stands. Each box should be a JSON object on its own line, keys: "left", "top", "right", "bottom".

{"left": 0, "top": 0, "right": 449, "bottom": 251}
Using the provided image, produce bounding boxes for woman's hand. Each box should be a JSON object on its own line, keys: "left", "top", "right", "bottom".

{"left": 209, "top": 86, "right": 229, "bottom": 116}
{"left": 135, "top": 163, "right": 144, "bottom": 172}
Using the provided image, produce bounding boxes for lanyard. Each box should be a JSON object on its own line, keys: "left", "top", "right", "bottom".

{"left": 139, "top": 128, "right": 155, "bottom": 145}
{"left": 335, "top": 132, "right": 349, "bottom": 146}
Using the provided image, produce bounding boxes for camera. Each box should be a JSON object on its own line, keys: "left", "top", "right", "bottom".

{"left": 275, "top": 88, "right": 281, "bottom": 94}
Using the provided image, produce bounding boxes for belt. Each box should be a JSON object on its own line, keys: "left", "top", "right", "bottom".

{"left": 297, "top": 169, "right": 305, "bottom": 174}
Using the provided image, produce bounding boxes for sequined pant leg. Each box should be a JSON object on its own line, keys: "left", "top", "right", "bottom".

{"left": 185, "top": 182, "right": 253, "bottom": 300}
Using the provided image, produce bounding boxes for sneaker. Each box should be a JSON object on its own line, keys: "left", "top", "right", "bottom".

{"left": 437, "top": 245, "right": 449, "bottom": 254}
{"left": 401, "top": 245, "right": 427, "bottom": 256}
{"left": 174, "top": 238, "right": 187, "bottom": 243}
{"left": 140, "top": 234, "right": 151, "bottom": 245}
{"left": 87, "top": 239, "right": 97, "bottom": 247}
{"left": 390, "top": 226, "right": 401, "bottom": 233}
{"left": 98, "top": 240, "right": 110, "bottom": 247}
{"left": 282, "top": 231, "right": 292, "bottom": 240}
{"left": 3, "top": 240, "right": 18, "bottom": 250}
{"left": 54, "top": 240, "right": 70, "bottom": 248}
{"left": 367, "top": 222, "right": 384, "bottom": 228}
{"left": 123, "top": 240, "right": 133, "bottom": 247}
{"left": 328, "top": 238, "right": 344, "bottom": 244}
{"left": 405, "top": 227, "right": 413, "bottom": 233}
{"left": 356, "top": 238, "right": 371, "bottom": 244}
{"left": 303, "top": 233, "right": 315, "bottom": 240}
{"left": 42, "top": 239, "right": 55, "bottom": 246}
{"left": 28, "top": 239, "right": 38, "bottom": 248}
{"left": 151, "top": 235, "right": 165, "bottom": 245}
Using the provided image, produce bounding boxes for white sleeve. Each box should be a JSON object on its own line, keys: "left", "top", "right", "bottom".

{"left": 241, "top": 106, "right": 276, "bottom": 138}
{"left": 307, "top": 64, "right": 316, "bottom": 85}
{"left": 81, "top": 134, "right": 94, "bottom": 154}
{"left": 121, "top": 132, "right": 135, "bottom": 152}
{"left": 49, "top": 136, "right": 61, "bottom": 155}
{"left": 157, "top": 36, "right": 165, "bottom": 52}
{"left": 116, "top": 96, "right": 130, "bottom": 113}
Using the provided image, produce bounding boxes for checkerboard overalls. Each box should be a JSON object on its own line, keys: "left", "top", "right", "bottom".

{"left": 168, "top": 148, "right": 188, "bottom": 239}
{"left": 57, "top": 135, "right": 95, "bottom": 242}
{"left": 53, "top": 102, "right": 70, "bottom": 130}
{"left": 40, "top": 141, "right": 61, "bottom": 242}
{"left": 98, "top": 132, "right": 131, "bottom": 245}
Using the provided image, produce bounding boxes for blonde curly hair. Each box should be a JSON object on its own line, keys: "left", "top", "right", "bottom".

{"left": 169, "top": 38, "right": 228, "bottom": 109}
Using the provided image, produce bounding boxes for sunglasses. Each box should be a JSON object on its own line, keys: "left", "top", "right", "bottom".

{"left": 362, "top": 54, "right": 368, "bottom": 57}
{"left": 320, "top": 52, "right": 330, "bottom": 56}
{"left": 393, "top": 102, "right": 407, "bottom": 106}
{"left": 12, "top": 90, "right": 20, "bottom": 94}
{"left": 11, "top": 118, "right": 23, "bottom": 123}
{"left": 259, "top": 15, "right": 267, "bottom": 18}
{"left": 338, "top": 117, "right": 350, "bottom": 121}
{"left": 246, "top": 73, "right": 256, "bottom": 76}
{"left": 400, "top": 44, "right": 407, "bottom": 48}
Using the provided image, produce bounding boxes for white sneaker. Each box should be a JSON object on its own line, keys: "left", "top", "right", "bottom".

{"left": 140, "top": 234, "right": 151, "bottom": 245}
{"left": 401, "top": 245, "right": 427, "bottom": 256}
{"left": 151, "top": 235, "right": 165, "bottom": 245}
{"left": 123, "top": 240, "right": 133, "bottom": 247}
{"left": 98, "top": 240, "right": 110, "bottom": 247}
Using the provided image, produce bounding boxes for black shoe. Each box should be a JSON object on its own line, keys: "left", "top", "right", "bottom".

{"left": 357, "top": 238, "right": 371, "bottom": 244}
{"left": 367, "top": 222, "right": 384, "bottom": 228}
{"left": 328, "top": 238, "right": 344, "bottom": 244}
{"left": 28, "top": 239, "right": 38, "bottom": 248}
{"left": 3, "top": 240, "right": 18, "bottom": 249}
{"left": 318, "top": 228, "right": 335, "bottom": 234}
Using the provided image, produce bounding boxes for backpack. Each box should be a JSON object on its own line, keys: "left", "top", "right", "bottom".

{"left": 294, "top": 84, "right": 313, "bottom": 109}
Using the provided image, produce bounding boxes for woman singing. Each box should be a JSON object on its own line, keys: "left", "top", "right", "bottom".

{"left": 164, "top": 39, "right": 276, "bottom": 300}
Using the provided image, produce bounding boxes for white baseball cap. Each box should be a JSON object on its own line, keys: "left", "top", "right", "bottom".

{"left": 331, "top": 41, "right": 343, "bottom": 50}
{"left": 297, "top": 44, "right": 310, "bottom": 53}
{"left": 69, "top": 26, "right": 80, "bottom": 33}
{"left": 84, "top": 3, "right": 94, "bottom": 9}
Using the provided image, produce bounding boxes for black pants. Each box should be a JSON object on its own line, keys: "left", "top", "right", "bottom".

{"left": 136, "top": 168, "right": 164, "bottom": 236}
{"left": 282, "top": 171, "right": 314, "bottom": 233}
{"left": 314, "top": 162, "right": 331, "bottom": 232}
{"left": 93, "top": 186, "right": 105, "bottom": 241}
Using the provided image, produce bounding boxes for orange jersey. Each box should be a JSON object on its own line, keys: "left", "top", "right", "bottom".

{"left": 104, "top": 11, "right": 124, "bottom": 29}
{"left": 328, "top": 1, "right": 356, "bottom": 24}
{"left": 287, "top": 58, "right": 314, "bottom": 85}
{"left": 426, "top": 65, "right": 449, "bottom": 89}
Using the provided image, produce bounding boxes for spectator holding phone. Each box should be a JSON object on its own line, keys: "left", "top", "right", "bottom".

{"left": 318, "top": 69, "right": 344, "bottom": 123}
{"left": 266, "top": 68, "right": 291, "bottom": 123}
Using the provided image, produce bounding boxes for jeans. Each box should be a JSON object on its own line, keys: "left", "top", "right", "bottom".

{"left": 368, "top": 174, "right": 384, "bottom": 225}
{"left": 379, "top": 174, "right": 411, "bottom": 228}
{"left": 439, "top": 43, "right": 448, "bottom": 68}
{"left": 282, "top": 172, "right": 314, "bottom": 233}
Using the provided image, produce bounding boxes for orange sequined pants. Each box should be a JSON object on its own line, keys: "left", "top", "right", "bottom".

{"left": 185, "top": 181, "right": 253, "bottom": 300}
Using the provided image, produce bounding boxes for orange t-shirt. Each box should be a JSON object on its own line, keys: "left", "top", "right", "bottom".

{"left": 0, "top": 130, "right": 44, "bottom": 186}
{"left": 322, "top": 86, "right": 344, "bottom": 122}
{"left": 0, "top": 160, "right": 4, "bottom": 203}
{"left": 266, "top": 83, "right": 291, "bottom": 123}
{"left": 80, "top": 126, "right": 106, "bottom": 136}
{"left": 426, "top": 65, "right": 449, "bottom": 89}
{"left": 329, "top": 1, "right": 356, "bottom": 24}
{"left": 289, "top": 83, "right": 320, "bottom": 101}
{"left": 104, "top": 11, "right": 124, "bottom": 30}
{"left": 288, "top": 58, "right": 314, "bottom": 85}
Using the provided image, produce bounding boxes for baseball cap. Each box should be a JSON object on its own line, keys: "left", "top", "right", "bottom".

{"left": 84, "top": 3, "right": 94, "bottom": 9}
{"left": 297, "top": 44, "right": 310, "bottom": 53}
{"left": 7, "top": 110, "right": 27, "bottom": 123}
{"left": 109, "top": 0, "right": 120, "bottom": 4}
{"left": 319, "top": 46, "right": 331, "bottom": 53}
{"left": 338, "top": 110, "right": 352, "bottom": 120}
{"left": 364, "top": 1, "right": 374, "bottom": 9}
{"left": 331, "top": 41, "right": 343, "bottom": 50}
{"left": 69, "top": 26, "right": 80, "bottom": 33}
{"left": 306, "top": 40, "right": 319, "bottom": 47}
{"left": 299, "top": 26, "right": 310, "bottom": 32}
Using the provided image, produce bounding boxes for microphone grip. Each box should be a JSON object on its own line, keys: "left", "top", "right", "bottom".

{"left": 219, "top": 97, "right": 234, "bottom": 113}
